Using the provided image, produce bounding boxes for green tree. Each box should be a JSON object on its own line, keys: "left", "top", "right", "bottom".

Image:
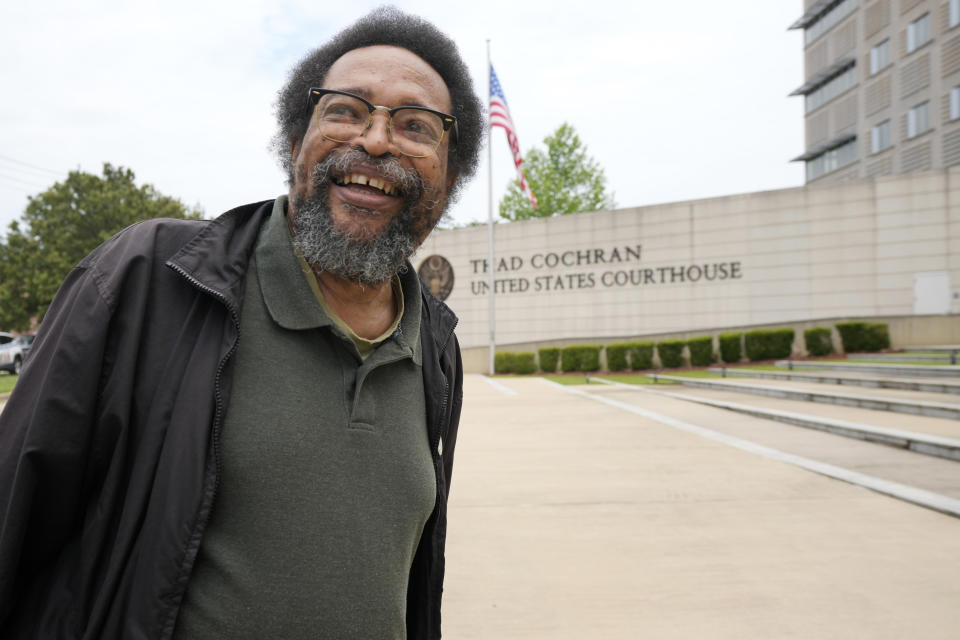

{"left": 499, "top": 123, "right": 615, "bottom": 222}
{"left": 0, "top": 163, "right": 203, "bottom": 330}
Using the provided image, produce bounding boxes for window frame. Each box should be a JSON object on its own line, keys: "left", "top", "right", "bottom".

{"left": 870, "top": 120, "right": 892, "bottom": 154}
{"left": 907, "top": 101, "right": 930, "bottom": 138}
{"left": 805, "top": 139, "right": 858, "bottom": 181}
{"left": 869, "top": 39, "right": 890, "bottom": 75}
{"left": 906, "top": 14, "right": 931, "bottom": 54}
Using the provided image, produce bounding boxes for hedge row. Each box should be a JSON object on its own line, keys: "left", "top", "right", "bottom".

{"left": 606, "top": 341, "right": 654, "bottom": 371}
{"left": 744, "top": 329, "right": 795, "bottom": 361}
{"left": 719, "top": 332, "right": 741, "bottom": 363}
{"left": 804, "top": 327, "right": 833, "bottom": 356}
{"left": 494, "top": 351, "right": 536, "bottom": 374}
{"left": 836, "top": 321, "right": 891, "bottom": 353}
{"left": 687, "top": 336, "right": 714, "bottom": 367}
{"left": 494, "top": 321, "right": 891, "bottom": 374}
{"left": 561, "top": 345, "right": 602, "bottom": 372}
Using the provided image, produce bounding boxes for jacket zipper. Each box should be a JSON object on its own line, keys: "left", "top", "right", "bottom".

{"left": 161, "top": 263, "right": 241, "bottom": 639}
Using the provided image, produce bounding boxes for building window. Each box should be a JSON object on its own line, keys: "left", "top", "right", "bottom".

{"left": 907, "top": 102, "right": 930, "bottom": 138}
{"left": 870, "top": 121, "right": 892, "bottom": 153}
{"left": 907, "top": 14, "right": 930, "bottom": 53}
{"left": 806, "top": 139, "right": 858, "bottom": 181}
{"left": 951, "top": 86, "right": 960, "bottom": 120}
{"left": 805, "top": 0, "right": 857, "bottom": 45}
{"left": 869, "top": 40, "right": 890, "bottom": 75}
{"left": 951, "top": 0, "right": 959, "bottom": 29}
{"left": 804, "top": 64, "right": 857, "bottom": 113}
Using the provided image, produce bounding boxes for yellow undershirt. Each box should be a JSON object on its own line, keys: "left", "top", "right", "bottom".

{"left": 296, "top": 254, "right": 404, "bottom": 360}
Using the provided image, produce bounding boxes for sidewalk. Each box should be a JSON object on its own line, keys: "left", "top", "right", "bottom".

{"left": 443, "top": 375, "right": 960, "bottom": 639}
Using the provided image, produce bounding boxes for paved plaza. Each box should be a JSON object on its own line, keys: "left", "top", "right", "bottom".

{"left": 3, "top": 364, "right": 959, "bottom": 638}
{"left": 443, "top": 374, "right": 960, "bottom": 639}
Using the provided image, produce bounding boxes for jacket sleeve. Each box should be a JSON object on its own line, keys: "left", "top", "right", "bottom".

{"left": 441, "top": 333, "right": 463, "bottom": 490}
{"left": 0, "top": 263, "right": 114, "bottom": 627}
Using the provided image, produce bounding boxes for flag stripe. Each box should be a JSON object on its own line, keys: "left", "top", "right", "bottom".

{"left": 489, "top": 65, "right": 537, "bottom": 209}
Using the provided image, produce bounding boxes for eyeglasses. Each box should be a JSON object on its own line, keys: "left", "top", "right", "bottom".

{"left": 306, "top": 88, "right": 458, "bottom": 158}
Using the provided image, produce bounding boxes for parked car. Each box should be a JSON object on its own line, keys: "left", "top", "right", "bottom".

{"left": 0, "top": 334, "right": 35, "bottom": 375}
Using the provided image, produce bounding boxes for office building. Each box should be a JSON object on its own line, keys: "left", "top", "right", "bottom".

{"left": 791, "top": 0, "right": 960, "bottom": 182}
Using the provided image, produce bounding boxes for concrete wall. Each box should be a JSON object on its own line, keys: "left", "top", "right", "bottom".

{"left": 413, "top": 168, "right": 960, "bottom": 364}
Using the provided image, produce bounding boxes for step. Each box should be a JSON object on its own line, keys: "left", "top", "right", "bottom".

{"left": 847, "top": 353, "right": 952, "bottom": 363}
{"left": 773, "top": 360, "right": 960, "bottom": 377}
{"left": 648, "top": 374, "right": 960, "bottom": 421}
{"left": 706, "top": 367, "right": 960, "bottom": 395}
{"left": 902, "top": 345, "right": 960, "bottom": 353}
{"left": 633, "top": 382, "right": 960, "bottom": 463}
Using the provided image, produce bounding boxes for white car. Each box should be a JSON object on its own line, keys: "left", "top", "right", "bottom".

{"left": 0, "top": 333, "right": 34, "bottom": 375}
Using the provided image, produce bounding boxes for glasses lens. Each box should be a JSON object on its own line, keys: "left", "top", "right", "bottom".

{"left": 316, "top": 94, "right": 369, "bottom": 141}
{"left": 391, "top": 108, "right": 444, "bottom": 155}
{"left": 314, "top": 92, "right": 446, "bottom": 156}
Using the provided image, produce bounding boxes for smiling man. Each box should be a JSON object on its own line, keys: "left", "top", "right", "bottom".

{"left": 0, "top": 8, "right": 482, "bottom": 640}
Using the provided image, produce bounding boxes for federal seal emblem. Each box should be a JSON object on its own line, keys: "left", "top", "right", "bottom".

{"left": 417, "top": 255, "right": 454, "bottom": 301}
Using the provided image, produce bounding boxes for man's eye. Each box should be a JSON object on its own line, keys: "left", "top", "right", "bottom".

{"left": 396, "top": 113, "right": 440, "bottom": 139}
{"left": 322, "top": 102, "right": 364, "bottom": 121}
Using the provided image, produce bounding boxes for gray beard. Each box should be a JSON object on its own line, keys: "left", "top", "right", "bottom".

{"left": 290, "top": 148, "right": 439, "bottom": 286}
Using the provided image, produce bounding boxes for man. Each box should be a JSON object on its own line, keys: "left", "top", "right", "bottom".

{"left": 0, "top": 7, "right": 482, "bottom": 639}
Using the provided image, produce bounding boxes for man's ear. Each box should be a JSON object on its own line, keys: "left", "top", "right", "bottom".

{"left": 446, "top": 170, "right": 459, "bottom": 192}
{"left": 289, "top": 138, "right": 301, "bottom": 163}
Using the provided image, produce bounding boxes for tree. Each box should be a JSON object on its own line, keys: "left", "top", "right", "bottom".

{"left": 0, "top": 163, "right": 203, "bottom": 330}
{"left": 499, "top": 123, "right": 615, "bottom": 222}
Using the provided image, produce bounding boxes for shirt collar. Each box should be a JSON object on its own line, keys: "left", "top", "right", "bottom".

{"left": 255, "top": 195, "right": 422, "bottom": 364}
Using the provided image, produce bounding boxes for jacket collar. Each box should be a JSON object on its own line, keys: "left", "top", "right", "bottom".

{"left": 419, "top": 284, "right": 458, "bottom": 357}
{"left": 166, "top": 200, "right": 274, "bottom": 312}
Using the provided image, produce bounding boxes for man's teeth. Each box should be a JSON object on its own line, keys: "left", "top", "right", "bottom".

{"left": 336, "top": 173, "right": 396, "bottom": 195}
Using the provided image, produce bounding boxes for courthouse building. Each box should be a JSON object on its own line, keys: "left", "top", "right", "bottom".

{"left": 414, "top": 169, "right": 960, "bottom": 372}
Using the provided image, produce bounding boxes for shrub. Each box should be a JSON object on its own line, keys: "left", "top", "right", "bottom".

{"left": 836, "top": 322, "right": 891, "bottom": 353}
{"left": 513, "top": 352, "right": 536, "bottom": 374}
{"left": 657, "top": 340, "right": 686, "bottom": 368}
{"left": 719, "top": 332, "right": 742, "bottom": 363}
{"left": 866, "top": 323, "right": 892, "bottom": 351}
{"left": 804, "top": 327, "right": 833, "bottom": 356}
{"left": 626, "top": 341, "right": 655, "bottom": 370}
{"left": 539, "top": 347, "right": 560, "bottom": 373}
{"left": 606, "top": 343, "right": 629, "bottom": 372}
{"left": 494, "top": 351, "right": 517, "bottom": 374}
{"left": 687, "top": 335, "right": 714, "bottom": 367}
{"left": 744, "top": 329, "right": 795, "bottom": 361}
{"left": 561, "top": 344, "right": 602, "bottom": 372}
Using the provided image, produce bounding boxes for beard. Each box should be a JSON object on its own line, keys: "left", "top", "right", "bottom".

{"left": 289, "top": 147, "right": 445, "bottom": 286}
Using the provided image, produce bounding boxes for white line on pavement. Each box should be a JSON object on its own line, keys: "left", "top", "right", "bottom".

{"left": 477, "top": 374, "right": 518, "bottom": 396}
{"left": 541, "top": 378, "right": 960, "bottom": 519}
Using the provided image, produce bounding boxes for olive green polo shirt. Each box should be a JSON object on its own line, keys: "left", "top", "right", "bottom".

{"left": 173, "top": 197, "right": 435, "bottom": 640}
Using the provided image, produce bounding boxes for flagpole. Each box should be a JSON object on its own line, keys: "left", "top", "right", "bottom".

{"left": 486, "top": 39, "right": 496, "bottom": 376}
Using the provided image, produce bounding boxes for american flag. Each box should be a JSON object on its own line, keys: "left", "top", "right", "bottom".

{"left": 489, "top": 65, "right": 538, "bottom": 209}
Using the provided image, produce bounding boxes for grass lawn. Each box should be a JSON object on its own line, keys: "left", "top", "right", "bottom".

{"left": 0, "top": 374, "right": 17, "bottom": 394}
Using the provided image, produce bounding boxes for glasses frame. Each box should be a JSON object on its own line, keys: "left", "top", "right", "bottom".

{"left": 306, "top": 87, "right": 458, "bottom": 158}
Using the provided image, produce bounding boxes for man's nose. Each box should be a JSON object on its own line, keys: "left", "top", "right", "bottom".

{"left": 358, "top": 108, "right": 394, "bottom": 156}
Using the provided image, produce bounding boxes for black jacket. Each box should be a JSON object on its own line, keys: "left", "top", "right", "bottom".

{"left": 0, "top": 200, "right": 463, "bottom": 639}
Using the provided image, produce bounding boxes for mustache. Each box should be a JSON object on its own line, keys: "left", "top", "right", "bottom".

{"left": 309, "top": 147, "right": 426, "bottom": 205}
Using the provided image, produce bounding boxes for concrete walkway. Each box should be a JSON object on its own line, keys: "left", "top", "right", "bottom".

{"left": 443, "top": 375, "right": 960, "bottom": 639}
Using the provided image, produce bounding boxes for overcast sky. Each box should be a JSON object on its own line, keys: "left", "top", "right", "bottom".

{"left": 0, "top": 1, "right": 805, "bottom": 233}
